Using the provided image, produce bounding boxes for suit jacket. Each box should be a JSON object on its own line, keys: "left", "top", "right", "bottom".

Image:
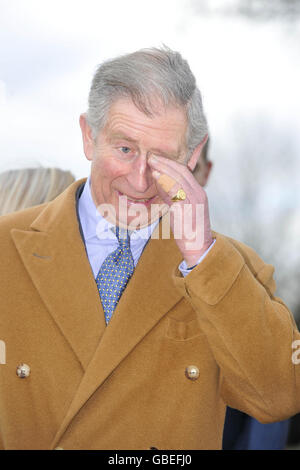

{"left": 0, "top": 178, "right": 299, "bottom": 450}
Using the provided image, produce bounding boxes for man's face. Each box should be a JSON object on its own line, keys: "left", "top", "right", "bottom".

{"left": 80, "top": 98, "right": 188, "bottom": 229}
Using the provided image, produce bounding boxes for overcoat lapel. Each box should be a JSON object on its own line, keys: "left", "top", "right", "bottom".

{"left": 10, "top": 179, "right": 105, "bottom": 371}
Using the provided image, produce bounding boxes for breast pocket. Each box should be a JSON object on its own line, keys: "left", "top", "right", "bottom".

{"left": 165, "top": 315, "right": 204, "bottom": 341}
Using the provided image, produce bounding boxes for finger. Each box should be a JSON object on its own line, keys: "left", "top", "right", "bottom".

{"left": 149, "top": 154, "right": 197, "bottom": 190}
{"left": 155, "top": 173, "right": 177, "bottom": 192}
{"left": 149, "top": 155, "right": 190, "bottom": 187}
{"left": 152, "top": 170, "right": 189, "bottom": 204}
{"left": 149, "top": 160, "right": 198, "bottom": 206}
{"left": 150, "top": 156, "right": 207, "bottom": 205}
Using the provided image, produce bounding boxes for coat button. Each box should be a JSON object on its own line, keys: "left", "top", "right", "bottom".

{"left": 16, "top": 363, "right": 31, "bottom": 378}
{"left": 185, "top": 365, "right": 199, "bottom": 380}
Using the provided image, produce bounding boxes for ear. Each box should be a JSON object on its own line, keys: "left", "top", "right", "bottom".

{"left": 79, "top": 113, "right": 96, "bottom": 161}
{"left": 203, "top": 161, "right": 213, "bottom": 186}
{"left": 187, "top": 134, "right": 209, "bottom": 172}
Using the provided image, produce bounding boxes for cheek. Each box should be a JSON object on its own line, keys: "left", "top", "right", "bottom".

{"left": 92, "top": 155, "right": 108, "bottom": 175}
{"left": 93, "top": 154, "right": 128, "bottom": 180}
{"left": 91, "top": 159, "right": 132, "bottom": 206}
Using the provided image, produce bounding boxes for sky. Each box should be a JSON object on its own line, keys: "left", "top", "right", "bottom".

{"left": 0, "top": 0, "right": 299, "bottom": 177}
{"left": 0, "top": 0, "right": 300, "bottom": 308}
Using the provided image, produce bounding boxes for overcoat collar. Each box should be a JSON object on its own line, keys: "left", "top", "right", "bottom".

{"left": 10, "top": 178, "right": 184, "bottom": 446}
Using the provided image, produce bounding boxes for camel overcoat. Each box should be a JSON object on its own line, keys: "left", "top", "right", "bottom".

{"left": 0, "top": 178, "right": 300, "bottom": 450}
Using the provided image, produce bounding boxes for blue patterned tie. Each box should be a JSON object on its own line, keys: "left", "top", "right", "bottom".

{"left": 96, "top": 226, "right": 134, "bottom": 324}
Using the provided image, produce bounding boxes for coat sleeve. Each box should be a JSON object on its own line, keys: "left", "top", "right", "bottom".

{"left": 172, "top": 232, "right": 300, "bottom": 423}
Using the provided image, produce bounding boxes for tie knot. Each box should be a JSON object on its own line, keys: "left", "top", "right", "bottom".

{"left": 115, "top": 226, "right": 130, "bottom": 247}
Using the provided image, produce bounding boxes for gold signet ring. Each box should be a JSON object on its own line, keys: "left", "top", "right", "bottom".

{"left": 171, "top": 188, "right": 186, "bottom": 202}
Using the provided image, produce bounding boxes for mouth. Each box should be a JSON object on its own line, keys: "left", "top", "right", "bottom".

{"left": 117, "top": 190, "right": 156, "bottom": 206}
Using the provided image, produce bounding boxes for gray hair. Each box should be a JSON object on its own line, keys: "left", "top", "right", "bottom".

{"left": 86, "top": 46, "right": 208, "bottom": 158}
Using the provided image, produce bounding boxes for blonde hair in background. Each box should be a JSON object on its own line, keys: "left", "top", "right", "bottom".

{"left": 0, "top": 167, "right": 75, "bottom": 216}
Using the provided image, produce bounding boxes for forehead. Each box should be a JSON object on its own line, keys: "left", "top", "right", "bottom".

{"left": 102, "top": 98, "right": 188, "bottom": 152}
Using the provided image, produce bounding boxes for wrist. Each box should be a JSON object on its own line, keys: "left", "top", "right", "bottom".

{"left": 184, "top": 238, "right": 214, "bottom": 268}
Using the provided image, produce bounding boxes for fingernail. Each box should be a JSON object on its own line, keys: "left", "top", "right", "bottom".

{"left": 152, "top": 170, "right": 160, "bottom": 179}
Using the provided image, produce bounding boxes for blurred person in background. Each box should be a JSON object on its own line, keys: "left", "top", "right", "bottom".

{"left": 193, "top": 140, "right": 290, "bottom": 450}
{"left": 0, "top": 167, "right": 75, "bottom": 215}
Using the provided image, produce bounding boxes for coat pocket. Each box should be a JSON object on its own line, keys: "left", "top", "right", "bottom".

{"left": 165, "top": 316, "right": 203, "bottom": 341}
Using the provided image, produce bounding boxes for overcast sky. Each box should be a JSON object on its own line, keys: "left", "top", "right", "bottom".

{"left": 1, "top": 0, "right": 299, "bottom": 177}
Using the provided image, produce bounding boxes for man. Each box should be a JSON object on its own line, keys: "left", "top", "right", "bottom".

{"left": 0, "top": 47, "right": 299, "bottom": 450}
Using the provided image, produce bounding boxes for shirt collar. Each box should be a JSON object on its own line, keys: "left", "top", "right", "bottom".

{"left": 78, "top": 175, "right": 159, "bottom": 242}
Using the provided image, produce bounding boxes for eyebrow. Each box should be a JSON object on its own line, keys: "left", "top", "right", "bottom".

{"left": 109, "top": 132, "right": 181, "bottom": 159}
{"left": 109, "top": 133, "right": 138, "bottom": 144}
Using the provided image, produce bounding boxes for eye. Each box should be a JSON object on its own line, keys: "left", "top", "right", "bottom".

{"left": 120, "top": 146, "right": 131, "bottom": 154}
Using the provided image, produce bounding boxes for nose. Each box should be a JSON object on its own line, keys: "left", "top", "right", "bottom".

{"left": 127, "top": 154, "right": 153, "bottom": 193}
